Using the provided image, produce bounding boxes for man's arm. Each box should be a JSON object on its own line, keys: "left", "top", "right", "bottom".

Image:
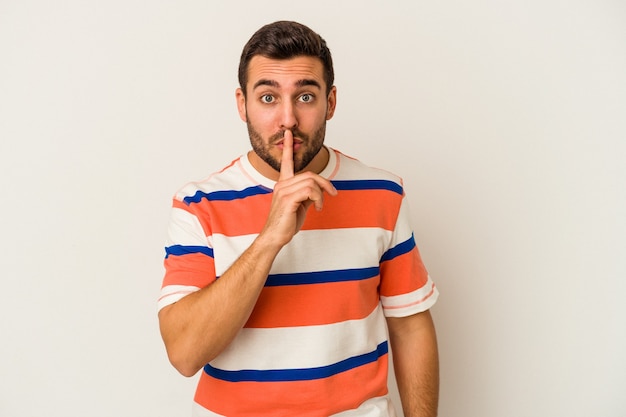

{"left": 158, "top": 130, "right": 337, "bottom": 377}
{"left": 387, "top": 310, "right": 439, "bottom": 417}
{"left": 158, "top": 234, "right": 282, "bottom": 377}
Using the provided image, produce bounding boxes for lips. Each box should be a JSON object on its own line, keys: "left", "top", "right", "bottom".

{"left": 275, "top": 137, "right": 304, "bottom": 149}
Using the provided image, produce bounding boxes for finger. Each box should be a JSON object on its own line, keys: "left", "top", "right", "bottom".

{"left": 307, "top": 174, "right": 338, "bottom": 197}
{"left": 279, "top": 129, "right": 294, "bottom": 180}
{"left": 319, "top": 177, "right": 338, "bottom": 197}
{"left": 290, "top": 174, "right": 338, "bottom": 201}
{"left": 311, "top": 179, "right": 337, "bottom": 210}
{"left": 295, "top": 176, "right": 338, "bottom": 211}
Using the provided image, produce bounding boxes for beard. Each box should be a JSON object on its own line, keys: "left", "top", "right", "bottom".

{"left": 246, "top": 120, "right": 327, "bottom": 173}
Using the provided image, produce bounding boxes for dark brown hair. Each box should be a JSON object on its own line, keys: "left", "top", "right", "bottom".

{"left": 238, "top": 21, "right": 334, "bottom": 96}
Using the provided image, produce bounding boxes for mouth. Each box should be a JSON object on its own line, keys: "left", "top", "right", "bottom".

{"left": 275, "top": 136, "right": 304, "bottom": 150}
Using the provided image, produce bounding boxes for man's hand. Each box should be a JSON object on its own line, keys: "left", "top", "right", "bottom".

{"left": 261, "top": 130, "right": 337, "bottom": 248}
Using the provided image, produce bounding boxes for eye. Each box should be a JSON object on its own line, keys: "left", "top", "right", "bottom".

{"left": 299, "top": 93, "right": 314, "bottom": 103}
{"left": 260, "top": 94, "right": 274, "bottom": 104}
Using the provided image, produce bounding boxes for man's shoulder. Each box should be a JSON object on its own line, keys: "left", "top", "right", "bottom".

{"left": 332, "top": 148, "right": 403, "bottom": 186}
{"left": 172, "top": 155, "right": 249, "bottom": 202}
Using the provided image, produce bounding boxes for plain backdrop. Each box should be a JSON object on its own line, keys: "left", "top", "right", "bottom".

{"left": 1, "top": 1, "right": 624, "bottom": 416}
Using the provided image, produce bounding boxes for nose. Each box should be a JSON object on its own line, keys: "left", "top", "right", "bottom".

{"left": 279, "top": 101, "right": 298, "bottom": 131}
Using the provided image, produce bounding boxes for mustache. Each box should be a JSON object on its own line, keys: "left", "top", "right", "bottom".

{"left": 271, "top": 129, "right": 309, "bottom": 143}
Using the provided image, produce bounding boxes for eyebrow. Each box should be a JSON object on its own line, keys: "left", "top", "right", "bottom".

{"left": 252, "top": 79, "right": 322, "bottom": 90}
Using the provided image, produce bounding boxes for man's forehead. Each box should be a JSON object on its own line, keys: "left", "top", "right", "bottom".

{"left": 247, "top": 55, "right": 325, "bottom": 88}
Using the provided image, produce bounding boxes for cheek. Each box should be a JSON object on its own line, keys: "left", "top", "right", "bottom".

{"left": 301, "top": 108, "right": 328, "bottom": 127}
{"left": 247, "top": 108, "right": 276, "bottom": 129}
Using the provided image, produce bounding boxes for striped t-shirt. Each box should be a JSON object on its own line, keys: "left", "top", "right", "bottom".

{"left": 159, "top": 148, "right": 438, "bottom": 416}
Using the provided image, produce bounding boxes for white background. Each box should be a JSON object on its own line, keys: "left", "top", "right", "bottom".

{"left": 1, "top": 1, "right": 624, "bottom": 416}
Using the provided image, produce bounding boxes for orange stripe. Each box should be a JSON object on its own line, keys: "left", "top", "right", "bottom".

{"left": 379, "top": 247, "right": 429, "bottom": 297}
{"left": 162, "top": 253, "right": 215, "bottom": 288}
{"left": 207, "top": 194, "right": 271, "bottom": 236}
{"left": 194, "top": 354, "right": 389, "bottom": 417}
{"left": 174, "top": 193, "right": 271, "bottom": 236}
{"left": 245, "top": 276, "right": 380, "bottom": 328}
{"left": 179, "top": 187, "right": 403, "bottom": 237}
{"left": 304, "top": 189, "right": 402, "bottom": 231}
{"left": 172, "top": 198, "right": 190, "bottom": 211}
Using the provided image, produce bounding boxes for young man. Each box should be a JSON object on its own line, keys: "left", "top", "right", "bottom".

{"left": 158, "top": 21, "right": 439, "bottom": 417}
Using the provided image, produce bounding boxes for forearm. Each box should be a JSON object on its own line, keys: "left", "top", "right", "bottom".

{"left": 159, "top": 133, "right": 337, "bottom": 377}
{"left": 158, "top": 234, "right": 282, "bottom": 376}
{"left": 387, "top": 311, "right": 439, "bottom": 417}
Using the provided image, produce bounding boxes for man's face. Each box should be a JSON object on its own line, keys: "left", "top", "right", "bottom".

{"left": 236, "top": 55, "right": 337, "bottom": 179}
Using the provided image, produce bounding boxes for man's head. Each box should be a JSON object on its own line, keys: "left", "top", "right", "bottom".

{"left": 236, "top": 21, "right": 337, "bottom": 179}
{"left": 238, "top": 21, "right": 334, "bottom": 97}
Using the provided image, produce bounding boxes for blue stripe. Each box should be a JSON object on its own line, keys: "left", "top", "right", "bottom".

{"left": 331, "top": 179, "right": 403, "bottom": 195}
{"left": 164, "top": 245, "right": 214, "bottom": 259}
{"left": 183, "top": 185, "right": 271, "bottom": 204}
{"left": 265, "top": 266, "right": 379, "bottom": 287}
{"left": 380, "top": 234, "right": 416, "bottom": 263}
{"left": 182, "top": 181, "right": 402, "bottom": 204}
{"left": 204, "top": 341, "right": 388, "bottom": 382}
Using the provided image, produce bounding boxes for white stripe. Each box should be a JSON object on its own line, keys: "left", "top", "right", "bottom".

{"left": 165, "top": 207, "right": 209, "bottom": 247}
{"left": 175, "top": 162, "right": 252, "bottom": 199}
{"left": 387, "top": 197, "right": 415, "bottom": 247}
{"left": 331, "top": 395, "right": 397, "bottom": 417}
{"left": 211, "top": 233, "right": 255, "bottom": 276}
{"left": 192, "top": 395, "right": 396, "bottom": 417}
{"left": 331, "top": 151, "right": 402, "bottom": 185}
{"left": 212, "top": 227, "right": 393, "bottom": 276}
{"left": 192, "top": 401, "right": 225, "bottom": 417}
{"left": 381, "top": 276, "right": 439, "bottom": 317}
{"left": 210, "top": 305, "right": 388, "bottom": 371}
{"left": 157, "top": 285, "right": 200, "bottom": 311}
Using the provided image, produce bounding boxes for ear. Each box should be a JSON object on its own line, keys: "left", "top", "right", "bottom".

{"left": 236, "top": 88, "right": 247, "bottom": 122}
{"left": 326, "top": 86, "right": 337, "bottom": 120}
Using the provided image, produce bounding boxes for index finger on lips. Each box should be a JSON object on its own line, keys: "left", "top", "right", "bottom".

{"left": 279, "top": 130, "right": 294, "bottom": 181}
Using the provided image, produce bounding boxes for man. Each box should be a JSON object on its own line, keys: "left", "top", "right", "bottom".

{"left": 158, "top": 21, "right": 439, "bottom": 417}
